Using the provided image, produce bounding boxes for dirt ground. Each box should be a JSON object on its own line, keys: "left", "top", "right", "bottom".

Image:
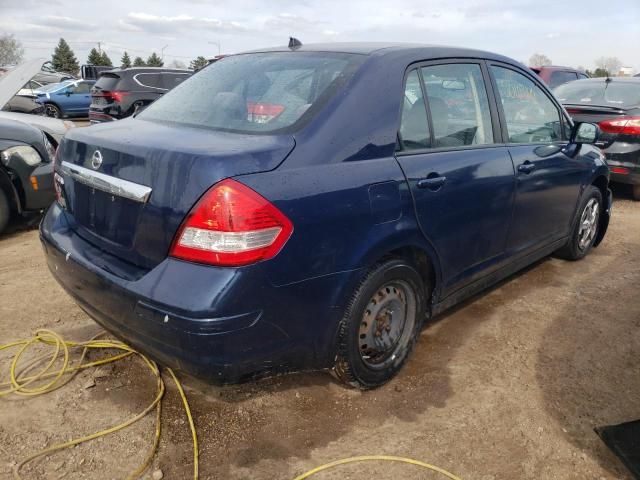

{"left": 1, "top": 189, "right": 639, "bottom": 480}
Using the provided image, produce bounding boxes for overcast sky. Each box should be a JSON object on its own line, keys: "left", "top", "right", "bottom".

{"left": 1, "top": 0, "right": 638, "bottom": 71}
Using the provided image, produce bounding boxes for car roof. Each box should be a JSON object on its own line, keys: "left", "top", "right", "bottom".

{"left": 567, "top": 77, "right": 640, "bottom": 84}
{"left": 241, "top": 42, "right": 521, "bottom": 65}
{"left": 530, "top": 65, "right": 583, "bottom": 72}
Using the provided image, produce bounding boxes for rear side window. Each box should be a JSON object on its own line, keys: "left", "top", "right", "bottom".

{"left": 162, "top": 73, "right": 190, "bottom": 90}
{"left": 491, "top": 66, "right": 563, "bottom": 143}
{"left": 398, "top": 70, "right": 430, "bottom": 150}
{"left": 140, "top": 52, "right": 364, "bottom": 134}
{"left": 549, "top": 71, "right": 578, "bottom": 89}
{"left": 134, "top": 73, "right": 164, "bottom": 90}
{"left": 421, "top": 63, "right": 494, "bottom": 147}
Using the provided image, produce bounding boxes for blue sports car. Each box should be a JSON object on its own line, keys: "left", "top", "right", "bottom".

{"left": 36, "top": 80, "right": 95, "bottom": 119}
{"left": 40, "top": 43, "right": 611, "bottom": 388}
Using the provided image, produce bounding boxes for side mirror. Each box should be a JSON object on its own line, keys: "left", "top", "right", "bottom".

{"left": 571, "top": 122, "right": 599, "bottom": 145}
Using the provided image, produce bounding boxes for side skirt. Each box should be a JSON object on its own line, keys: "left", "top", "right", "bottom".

{"left": 431, "top": 237, "right": 568, "bottom": 317}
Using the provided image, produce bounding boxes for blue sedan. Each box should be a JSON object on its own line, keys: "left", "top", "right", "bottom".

{"left": 40, "top": 43, "right": 611, "bottom": 388}
{"left": 36, "top": 80, "right": 95, "bottom": 118}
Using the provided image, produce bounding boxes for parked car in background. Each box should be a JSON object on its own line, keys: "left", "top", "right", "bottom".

{"left": 2, "top": 94, "right": 44, "bottom": 115}
{"left": 89, "top": 67, "right": 192, "bottom": 123}
{"left": 0, "top": 118, "right": 55, "bottom": 233}
{"left": 81, "top": 65, "right": 114, "bottom": 81}
{"left": 554, "top": 77, "right": 640, "bottom": 199}
{"left": 0, "top": 60, "right": 76, "bottom": 144}
{"left": 42, "top": 43, "right": 610, "bottom": 389}
{"left": 35, "top": 80, "right": 95, "bottom": 119}
{"left": 531, "top": 66, "right": 589, "bottom": 89}
{"left": 33, "top": 62, "right": 75, "bottom": 85}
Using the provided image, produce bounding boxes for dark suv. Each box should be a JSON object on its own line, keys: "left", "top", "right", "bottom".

{"left": 89, "top": 67, "right": 192, "bottom": 123}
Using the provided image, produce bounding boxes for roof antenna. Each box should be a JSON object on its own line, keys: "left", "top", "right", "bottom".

{"left": 288, "top": 37, "right": 302, "bottom": 50}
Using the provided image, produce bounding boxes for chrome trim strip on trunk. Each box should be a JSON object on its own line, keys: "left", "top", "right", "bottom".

{"left": 59, "top": 161, "right": 152, "bottom": 203}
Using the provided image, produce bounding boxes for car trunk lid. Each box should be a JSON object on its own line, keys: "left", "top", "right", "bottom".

{"left": 56, "top": 118, "right": 295, "bottom": 269}
{"left": 564, "top": 104, "right": 631, "bottom": 147}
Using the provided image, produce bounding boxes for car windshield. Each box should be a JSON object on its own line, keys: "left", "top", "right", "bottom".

{"left": 38, "top": 81, "right": 73, "bottom": 93}
{"left": 140, "top": 52, "right": 364, "bottom": 134}
{"left": 554, "top": 81, "right": 640, "bottom": 108}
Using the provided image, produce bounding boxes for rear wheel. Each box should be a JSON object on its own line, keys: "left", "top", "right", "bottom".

{"left": 0, "top": 189, "right": 10, "bottom": 235}
{"left": 632, "top": 184, "right": 640, "bottom": 201}
{"left": 556, "top": 185, "right": 602, "bottom": 261}
{"left": 44, "top": 103, "right": 62, "bottom": 119}
{"left": 333, "top": 258, "right": 427, "bottom": 389}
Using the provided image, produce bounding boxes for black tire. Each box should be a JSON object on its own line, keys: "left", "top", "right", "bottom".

{"left": 0, "top": 189, "right": 9, "bottom": 235}
{"left": 556, "top": 185, "right": 602, "bottom": 261}
{"left": 333, "top": 258, "right": 427, "bottom": 389}
{"left": 632, "top": 185, "right": 640, "bottom": 201}
{"left": 44, "top": 103, "right": 62, "bottom": 119}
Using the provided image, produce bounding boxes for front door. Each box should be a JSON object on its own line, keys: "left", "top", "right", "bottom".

{"left": 395, "top": 62, "right": 516, "bottom": 297}
{"left": 488, "top": 64, "right": 587, "bottom": 254}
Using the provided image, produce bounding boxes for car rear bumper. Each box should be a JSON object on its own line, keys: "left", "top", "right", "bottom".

{"left": 40, "top": 203, "right": 351, "bottom": 382}
{"left": 604, "top": 143, "right": 640, "bottom": 185}
{"left": 88, "top": 111, "right": 116, "bottom": 123}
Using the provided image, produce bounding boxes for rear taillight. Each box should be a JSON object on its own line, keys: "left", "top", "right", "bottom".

{"left": 94, "top": 90, "right": 129, "bottom": 104}
{"left": 610, "top": 166, "right": 630, "bottom": 175}
{"left": 247, "top": 102, "right": 285, "bottom": 124}
{"left": 170, "top": 179, "right": 293, "bottom": 266}
{"left": 598, "top": 116, "right": 640, "bottom": 135}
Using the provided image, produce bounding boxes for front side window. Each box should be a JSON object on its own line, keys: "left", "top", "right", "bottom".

{"left": 398, "top": 70, "right": 430, "bottom": 150}
{"left": 140, "top": 52, "right": 364, "bottom": 134}
{"left": 491, "top": 66, "right": 563, "bottom": 143}
{"left": 421, "top": 63, "right": 494, "bottom": 147}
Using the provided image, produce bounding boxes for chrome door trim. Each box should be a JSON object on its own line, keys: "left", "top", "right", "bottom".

{"left": 60, "top": 161, "right": 152, "bottom": 203}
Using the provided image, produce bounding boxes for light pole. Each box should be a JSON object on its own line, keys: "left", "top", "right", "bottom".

{"left": 161, "top": 45, "right": 169, "bottom": 60}
{"left": 208, "top": 41, "right": 221, "bottom": 56}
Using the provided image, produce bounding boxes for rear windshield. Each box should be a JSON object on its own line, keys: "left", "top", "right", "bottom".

{"left": 139, "top": 52, "right": 364, "bottom": 134}
{"left": 94, "top": 73, "right": 121, "bottom": 91}
{"left": 553, "top": 81, "right": 640, "bottom": 108}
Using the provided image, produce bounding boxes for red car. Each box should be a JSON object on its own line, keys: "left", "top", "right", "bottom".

{"left": 530, "top": 66, "right": 589, "bottom": 89}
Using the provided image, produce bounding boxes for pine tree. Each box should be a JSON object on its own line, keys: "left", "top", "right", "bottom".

{"left": 51, "top": 38, "right": 79, "bottom": 75}
{"left": 190, "top": 56, "right": 208, "bottom": 71}
{"left": 99, "top": 51, "right": 113, "bottom": 67}
{"left": 146, "top": 52, "right": 163, "bottom": 67}
{"left": 87, "top": 48, "right": 102, "bottom": 65}
{"left": 133, "top": 57, "right": 146, "bottom": 67}
{"left": 120, "top": 51, "right": 132, "bottom": 69}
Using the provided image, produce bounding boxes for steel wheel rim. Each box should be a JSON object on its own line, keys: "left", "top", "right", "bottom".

{"left": 45, "top": 105, "right": 59, "bottom": 118}
{"left": 578, "top": 197, "right": 599, "bottom": 251}
{"left": 358, "top": 280, "right": 417, "bottom": 369}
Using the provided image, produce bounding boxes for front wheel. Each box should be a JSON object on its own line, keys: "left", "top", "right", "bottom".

{"left": 333, "top": 258, "right": 427, "bottom": 389}
{"left": 556, "top": 185, "right": 602, "bottom": 261}
{"left": 44, "top": 103, "right": 62, "bottom": 119}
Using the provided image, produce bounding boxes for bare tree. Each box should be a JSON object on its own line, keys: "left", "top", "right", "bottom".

{"left": 594, "top": 57, "right": 622, "bottom": 76}
{"left": 0, "top": 34, "right": 24, "bottom": 66}
{"left": 529, "top": 53, "right": 552, "bottom": 67}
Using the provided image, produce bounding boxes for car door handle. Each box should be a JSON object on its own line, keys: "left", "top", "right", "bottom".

{"left": 517, "top": 162, "right": 536, "bottom": 174}
{"left": 417, "top": 176, "right": 447, "bottom": 190}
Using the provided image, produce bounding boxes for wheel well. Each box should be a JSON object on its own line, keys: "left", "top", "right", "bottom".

{"left": 592, "top": 175, "right": 608, "bottom": 199}
{"left": 386, "top": 246, "right": 436, "bottom": 298}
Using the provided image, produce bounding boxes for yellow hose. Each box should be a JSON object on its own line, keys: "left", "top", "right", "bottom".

{"left": 1, "top": 329, "right": 461, "bottom": 480}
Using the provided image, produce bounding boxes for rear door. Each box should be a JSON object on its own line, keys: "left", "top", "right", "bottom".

{"left": 488, "top": 63, "right": 587, "bottom": 254}
{"left": 395, "top": 61, "right": 516, "bottom": 296}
